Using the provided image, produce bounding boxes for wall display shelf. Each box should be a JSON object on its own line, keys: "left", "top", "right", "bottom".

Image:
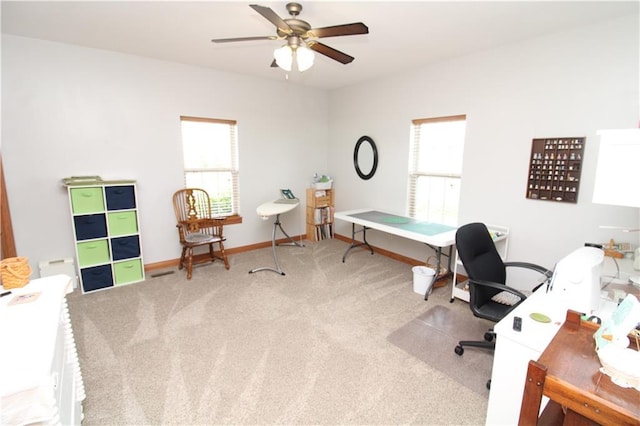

{"left": 526, "top": 137, "right": 585, "bottom": 203}
{"left": 306, "top": 188, "right": 334, "bottom": 241}
{"left": 63, "top": 176, "right": 144, "bottom": 293}
{"left": 450, "top": 225, "right": 509, "bottom": 303}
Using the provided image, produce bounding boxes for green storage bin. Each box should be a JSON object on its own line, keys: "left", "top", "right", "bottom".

{"left": 114, "top": 259, "right": 143, "bottom": 285}
{"left": 107, "top": 211, "right": 138, "bottom": 236}
{"left": 70, "top": 187, "right": 105, "bottom": 214}
{"left": 77, "top": 239, "right": 110, "bottom": 267}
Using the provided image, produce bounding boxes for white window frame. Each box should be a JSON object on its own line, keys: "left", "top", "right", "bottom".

{"left": 179, "top": 116, "right": 240, "bottom": 217}
{"left": 408, "top": 114, "right": 466, "bottom": 226}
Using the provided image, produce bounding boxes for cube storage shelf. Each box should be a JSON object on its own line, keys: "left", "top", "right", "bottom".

{"left": 526, "top": 137, "right": 585, "bottom": 203}
{"left": 65, "top": 179, "right": 144, "bottom": 293}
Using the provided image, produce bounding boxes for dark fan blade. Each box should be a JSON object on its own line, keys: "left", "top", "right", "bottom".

{"left": 250, "top": 4, "right": 292, "bottom": 34}
{"left": 212, "top": 35, "right": 277, "bottom": 43}
{"left": 306, "top": 22, "right": 369, "bottom": 38}
{"left": 306, "top": 22, "right": 369, "bottom": 39}
{"left": 308, "top": 41, "right": 354, "bottom": 64}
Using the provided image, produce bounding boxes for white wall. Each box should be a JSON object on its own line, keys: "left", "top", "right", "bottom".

{"left": 3, "top": 13, "right": 639, "bottom": 277}
{"left": 328, "top": 14, "right": 639, "bottom": 270}
{"left": 1, "top": 35, "right": 329, "bottom": 272}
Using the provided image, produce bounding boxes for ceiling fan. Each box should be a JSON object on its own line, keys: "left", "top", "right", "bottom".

{"left": 211, "top": 3, "right": 369, "bottom": 71}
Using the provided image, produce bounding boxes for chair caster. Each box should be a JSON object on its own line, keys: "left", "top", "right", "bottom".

{"left": 484, "top": 332, "right": 494, "bottom": 342}
{"left": 454, "top": 345, "right": 464, "bottom": 356}
{"left": 486, "top": 379, "right": 491, "bottom": 390}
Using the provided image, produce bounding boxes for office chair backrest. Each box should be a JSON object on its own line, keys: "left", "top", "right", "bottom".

{"left": 456, "top": 222, "right": 506, "bottom": 284}
{"left": 456, "top": 222, "right": 506, "bottom": 308}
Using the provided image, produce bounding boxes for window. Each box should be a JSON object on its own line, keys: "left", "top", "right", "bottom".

{"left": 180, "top": 116, "right": 239, "bottom": 217}
{"left": 408, "top": 115, "right": 466, "bottom": 226}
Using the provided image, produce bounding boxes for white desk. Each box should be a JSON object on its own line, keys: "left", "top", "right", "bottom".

{"left": 334, "top": 209, "right": 457, "bottom": 293}
{"left": 249, "top": 200, "right": 304, "bottom": 275}
{"left": 485, "top": 281, "right": 635, "bottom": 425}
{"left": 0, "top": 275, "right": 84, "bottom": 425}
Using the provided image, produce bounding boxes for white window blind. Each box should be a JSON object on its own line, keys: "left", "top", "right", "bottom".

{"left": 408, "top": 115, "right": 466, "bottom": 225}
{"left": 180, "top": 116, "right": 240, "bottom": 217}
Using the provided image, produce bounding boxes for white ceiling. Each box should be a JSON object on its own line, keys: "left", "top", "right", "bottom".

{"left": 2, "top": 1, "right": 638, "bottom": 90}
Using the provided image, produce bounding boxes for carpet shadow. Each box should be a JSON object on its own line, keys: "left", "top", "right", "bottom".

{"left": 387, "top": 305, "right": 495, "bottom": 395}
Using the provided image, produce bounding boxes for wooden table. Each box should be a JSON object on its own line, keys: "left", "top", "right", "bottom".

{"left": 519, "top": 310, "right": 640, "bottom": 426}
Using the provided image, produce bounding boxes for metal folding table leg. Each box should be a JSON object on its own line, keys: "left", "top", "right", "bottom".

{"left": 341, "top": 223, "right": 374, "bottom": 262}
{"left": 423, "top": 244, "right": 454, "bottom": 301}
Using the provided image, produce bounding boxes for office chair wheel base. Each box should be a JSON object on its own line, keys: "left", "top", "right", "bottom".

{"left": 484, "top": 332, "right": 494, "bottom": 342}
{"left": 454, "top": 345, "right": 464, "bottom": 356}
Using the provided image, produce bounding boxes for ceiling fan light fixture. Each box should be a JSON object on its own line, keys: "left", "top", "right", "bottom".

{"left": 296, "top": 45, "right": 314, "bottom": 72}
{"left": 274, "top": 41, "right": 315, "bottom": 72}
{"left": 214, "top": 3, "right": 369, "bottom": 70}
{"left": 274, "top": 45, "right": 293, "bottom": 71}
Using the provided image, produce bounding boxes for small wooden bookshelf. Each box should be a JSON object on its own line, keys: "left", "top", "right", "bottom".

{"left": 306, "top": 188, "right": 334, "bottom": 241}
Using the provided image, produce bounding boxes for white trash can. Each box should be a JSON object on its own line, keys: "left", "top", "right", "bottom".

{"left": 412, "top": 266, "right": 436, "bottom": 296}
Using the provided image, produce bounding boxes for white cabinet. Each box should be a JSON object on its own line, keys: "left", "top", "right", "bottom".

{"left": 485, "top": 287, "right": 562, "bottom": 424}
{"left": 450, "top": 225, "right": 509, "bottom": 302}
{"left": 0, "top": 275, "right": 85, "bottom": 425}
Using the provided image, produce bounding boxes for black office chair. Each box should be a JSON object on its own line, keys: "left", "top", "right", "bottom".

{"left": 453, "top": 223, "right": 552, "bottom": 380}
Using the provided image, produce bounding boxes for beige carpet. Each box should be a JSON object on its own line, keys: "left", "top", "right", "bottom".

{"left": 67, "top": 239, "right": 489, "bottom": 425}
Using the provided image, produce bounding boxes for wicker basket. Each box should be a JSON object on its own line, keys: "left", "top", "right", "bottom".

{"left": 426, "top": 255, "right": 448, "bottom": 288}
{"left": 1, "top": 257, "right": 32, "bottom": 289}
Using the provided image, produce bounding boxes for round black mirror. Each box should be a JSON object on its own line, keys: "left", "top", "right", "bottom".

{"left": 354, "top": 136, "right": 378, "bottom": 180}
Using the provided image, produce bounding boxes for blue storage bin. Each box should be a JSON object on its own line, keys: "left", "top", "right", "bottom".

{"left": 81, "top": 264, "right": 113, "bottom": 292}
{"left": 105, "top": 185, "right": 136, "bottom": 210}
{"left": 111, "top": 235, "right": 140, "bottom": 261}
{"left": 74, "top": 214, "right": 108, "bottom": 240}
